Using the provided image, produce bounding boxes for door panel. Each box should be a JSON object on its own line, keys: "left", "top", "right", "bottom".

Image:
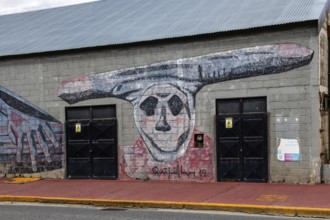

{"left": 242, "top": 114, "right": 267, "bottom": 182}
{"left": 92, "top": 141, "right": 116, "bottom": 158}
{"left": 219, "top": 140, "right": 240, "bottom": 158}
{"left": 242, "top": 117, "right": 265, "bottom": 137}
{"left": 216, "top": 115, "right": 241, "bottom": 181}
{"left": 67, "top": 142, "right": 90, "bottom": 158}
{"left": 218, "top": 160, "right": 240, "bottom": 181}
{"left": 216, "top": 98, "right": 268, "bottom": 182}
{"left": 66, "top": 120, "right": 90, "bottom": 141}
{"left": 67, "top": 159, "right": 91, "bottom": 178}
{"left": 243, "top": 139, "right": 265, "bottom": 158}
{"left": 92, "top": 159, "right": 117, "bottom": 178}
{"left": 243, "top": 159, "right": 267, "bottom": 181}
{"left": 91, "top": 119, "right": 117, "bottom": 178}
{"left": 91, "top": 119, "right": 116, "bottom": 140}
{"left": 66, "top": 106, "right": 118, "bottom": 179}
{"left": 66, "top": 120, "right": 91, "bottom": 179}
{"left": 217, "top": 117, "right": 240, "bottom": 138}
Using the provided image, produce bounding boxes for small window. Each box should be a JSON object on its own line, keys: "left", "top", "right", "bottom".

{"left": 66, "top": 107, "right": 90, "bottom": 120}
{"left": 243, "top": 97, "right": 266, "bottom": 113}
{"left": 92, "top": 106, "right": 116, "bottom": 119}
{"left": 217, "top": 99, "right": 240, "bottom": 115}
{"left": 66, "top": 105, "right": 117, "bottom": 120}
{"left": 216, "top": 97, "right": 266, "bottom": 115}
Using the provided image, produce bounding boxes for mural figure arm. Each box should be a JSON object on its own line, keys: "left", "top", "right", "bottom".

{"left": 0, "top": 87, "right": 61, "bottom": 172}
{"left": 58, "top": 43, "right": 313, "bottom": 105}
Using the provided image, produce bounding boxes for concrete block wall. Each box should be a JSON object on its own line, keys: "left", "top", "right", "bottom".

{"left": 320, "top": 18, "right": 330, "bottom": 183}
{"left": 0, "top": 24, "right": 323, "bottom": 183}
{"left": 195, "top": 26, "right": 320, "bottom": 183}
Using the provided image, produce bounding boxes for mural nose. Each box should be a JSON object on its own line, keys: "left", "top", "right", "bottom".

{"left": 155, "top": 105, "right": 171, "bottom": 132}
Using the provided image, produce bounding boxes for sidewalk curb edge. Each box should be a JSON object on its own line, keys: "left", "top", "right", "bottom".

{"left": 0, "top": 195, "right": 329, "bottom": 218}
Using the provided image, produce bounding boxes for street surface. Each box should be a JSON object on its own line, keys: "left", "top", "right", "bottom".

{"left": 0, "top": 203, "right": 322, "bottom": 220}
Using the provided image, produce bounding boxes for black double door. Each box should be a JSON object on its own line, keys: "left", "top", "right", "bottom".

{"left": 66, "top": 106, "right": 118, "bottom": 179}
{"left": 216, "top": 98, "right": 268, "bottom": 182}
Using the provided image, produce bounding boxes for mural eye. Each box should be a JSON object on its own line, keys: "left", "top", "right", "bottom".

{"left": 140, "top": 96, "right": 158, "bottom": 116}
{"left": 168, "top": 95, "right": 183, "bottom": 116}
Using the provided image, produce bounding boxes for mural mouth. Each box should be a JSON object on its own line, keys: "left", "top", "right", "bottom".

{"left": 142, "top": 129, "right": 190, "bottom": 161}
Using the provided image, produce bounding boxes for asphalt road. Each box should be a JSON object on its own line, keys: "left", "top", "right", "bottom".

{"left": 0, "top": 203, "right": 320, "bottom": 220}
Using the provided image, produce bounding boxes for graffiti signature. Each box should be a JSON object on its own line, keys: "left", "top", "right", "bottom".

{"left": 152, "top": 164, "right": 207, "bottom": 179}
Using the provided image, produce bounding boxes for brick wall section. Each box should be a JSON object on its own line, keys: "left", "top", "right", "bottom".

{"left": 0, "top": 24, "right": 323, "bottom": 183}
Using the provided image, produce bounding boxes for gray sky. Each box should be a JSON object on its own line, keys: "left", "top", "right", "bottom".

{"left": 0, "top": 0, "right": 99, "bottom": 15}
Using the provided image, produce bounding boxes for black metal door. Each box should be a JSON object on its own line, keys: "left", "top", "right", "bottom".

{"left": 216, "top": 98, "right": 268, "bottom": 182}
{"left": 91, "top": 119, "right": 117, "bottom": 179}
{"left": 66, "top": 106, "right": 117, "bottom": 179}
{"left": 66, "top": 119, "right": 91, "bottom": 178}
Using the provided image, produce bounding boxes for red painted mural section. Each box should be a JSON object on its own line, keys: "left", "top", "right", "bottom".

{"left": 120, "top": 129, "right": 214, "bottom": 182}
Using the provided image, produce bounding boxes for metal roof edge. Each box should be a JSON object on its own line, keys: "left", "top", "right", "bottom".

{"left": 0, "top": 20, "right": 317, "bottom": 60}
{"left": 317, "top": 0, "right": 330, "bottom": 31}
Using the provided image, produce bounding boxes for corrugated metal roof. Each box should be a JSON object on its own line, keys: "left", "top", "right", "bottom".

{"left": 0, "top": 0, "right": 328, "bottom": 57}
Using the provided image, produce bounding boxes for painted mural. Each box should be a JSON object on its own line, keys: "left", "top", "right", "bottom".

{"left": 58, "top": 43, "right": 314, "bottom": 181}
{"left": 0, "top": 87, "right": 63, "bottom": 173}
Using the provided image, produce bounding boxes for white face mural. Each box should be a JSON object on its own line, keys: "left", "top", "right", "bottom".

{"left": 137, "top": 85, "right": 189, "bottom": 151}
{"left": 134, "top": 84, "right": 195, "bottom": 161}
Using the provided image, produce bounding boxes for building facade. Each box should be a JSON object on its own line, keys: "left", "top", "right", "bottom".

{"left": 0, "top": 0, "right": 329, "bottom": 184}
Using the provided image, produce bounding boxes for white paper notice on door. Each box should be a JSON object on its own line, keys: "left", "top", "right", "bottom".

{"left": 277, "top": 138, "right": 300, "bottom": 161}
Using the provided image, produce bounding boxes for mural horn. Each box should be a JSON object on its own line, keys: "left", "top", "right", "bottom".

{"left": 58, "top": 43, "right": 313, "bottom": 105}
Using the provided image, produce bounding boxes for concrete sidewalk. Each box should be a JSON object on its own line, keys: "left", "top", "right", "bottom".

{"left": 0, "top": 179, "right": 330, "bottom": 218}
